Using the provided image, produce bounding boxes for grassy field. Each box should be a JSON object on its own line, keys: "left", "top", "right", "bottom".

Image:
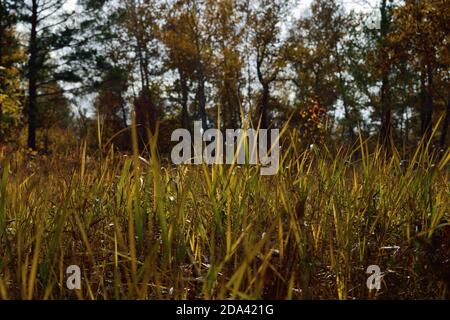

{"left": 0, "top": 127, "right": 449, "bottom": 300}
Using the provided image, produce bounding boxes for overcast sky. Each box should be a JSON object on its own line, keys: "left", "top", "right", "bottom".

{"left": 63, "top": 0, "right": 381, "bottom": 14}
{"left": 294, "top": 0, "right": 380, "bottom": 15}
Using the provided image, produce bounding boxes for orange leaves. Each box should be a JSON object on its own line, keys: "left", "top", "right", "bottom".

{"left": 298, "top": 98, "right": 328, "bottom": 145}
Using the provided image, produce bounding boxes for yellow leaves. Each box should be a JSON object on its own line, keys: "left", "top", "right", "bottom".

{"left": 0, "top": 93, "right": 19, "bottom": 114}
{"left": 0, "top": 25, "right": 23, "bottom": 138}
{"left": 390, "top": 0, "right": 448, "bottom": 66}
{"left": 0, "top": 83, "right": 22, "bottom": 128}
{"left": 27, "top": 148, "right": 38, "bottom": 157}
{"left": 297, "top": 97, "right": 328, "bottom": 144}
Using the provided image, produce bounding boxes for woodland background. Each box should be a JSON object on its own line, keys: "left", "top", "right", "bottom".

{"left": 0, "top": 0, "right": 448, "bottom": 154}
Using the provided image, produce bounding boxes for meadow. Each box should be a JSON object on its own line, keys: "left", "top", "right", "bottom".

{"left": 0, "top": 124, "right": 449, "bottom": 300}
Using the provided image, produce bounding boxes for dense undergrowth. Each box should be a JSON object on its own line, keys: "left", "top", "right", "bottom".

{"left": 0, "top": 127, "right": 449, "bottom": 300}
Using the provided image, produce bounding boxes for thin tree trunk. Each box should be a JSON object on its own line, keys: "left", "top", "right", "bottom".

{"left": 256, "top": 48, "right": 270, "bottom": 130}
{"left": 179, "top": 68, "right": 189, "bottom": 130}
{"left": 425, "top": 63, "right": 434, "bottom": 138}
{"left": 343, "top": 103, "right": 355, "bottom": 142}
{"left": 440, "top": 95, "right": 450, "bottom": 148}
{"left": 379, "top": 0, "right": 392, "bottom": 152}
{"left": 260, "top": 83, "right": 269, "bottom": 129}
{"left": 120, "top": 103, "right": 128, "bottom": 129}
{"left": 197, "top": 63, "right": 207, "bottom": 130}
{"left": 380, "top": 75, "right": 392, "bottom": 149}
{"left": 335, "top": 47, "right": 355, "bottom": 143}
{"left": 420, "top": 65, "right": 433, "bottom": 139}
{"left": 27, "top": 0, "right": 38, "bottom": 150}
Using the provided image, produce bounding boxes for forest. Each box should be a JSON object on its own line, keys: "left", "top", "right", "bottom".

{"left": 0, "top": 0, "right": 449, "bottom": 300}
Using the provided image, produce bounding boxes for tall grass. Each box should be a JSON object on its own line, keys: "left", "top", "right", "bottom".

{"left": 0, "top": 122, "right": 449, "bottom": 300}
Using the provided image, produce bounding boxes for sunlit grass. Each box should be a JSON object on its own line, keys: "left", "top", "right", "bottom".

{"left": 0, "top": 122, "right": 449, "bottom": 300}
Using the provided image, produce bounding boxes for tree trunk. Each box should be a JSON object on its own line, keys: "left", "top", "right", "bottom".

{"left": 120, "top": 103, "right": 128, "bottom": 129}
{"left": 380, "top": 75, "right": 392, "bottom": 149}
{"left": 27, "top": 0, "right": 38, "bottom": 150}
{"left": 343, "top": 103, "right": 355, "bottom": 142}
{"left": 420, "top": 65, "right": 433, "bottom": 139}
{"left": 179, "top": 68, "right": 190, "bottom": 130}
{"left": 440, "top": 95, "right": 450, "bottom": 148}
{"left": 260, "top": 83, "right": 269, "bottom": 129}
{"left": 197, "top": 63, "right": 207, "bottom": 130}
{"left": 378, "top": 0, "right": 392, "bottom": 151}
{"left": 336, "top": 56, "right": 355, "bottom": 143}
{"left": 256, "top": 50, "right": 270, "bottom": 129}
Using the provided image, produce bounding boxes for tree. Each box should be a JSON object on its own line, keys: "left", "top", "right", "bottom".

{"left": 123, "top": 0, "right": 162, "bottom": 134}
{"left": 37, "top": 82, "right": 72, "bottom": 152}
{"left": 161, "top": 1, "right": 196, "bottom": 130}
{"left": 94, "top": 67, "right": 129, "bottom": 142}
{"left": 286, "top": 0, "right": 358, "bottom": 141}
{"left": 162, "top": 0, "right": 215, "bottom": 131}
{"left": 247, "top": 0, "right": 288, "bottom": 129}
{"left": 377, "top": 0, "right": 395, "bottom": 149}
{"left": 19, "top": 0, "right": 78, "bottom": 150}
{"left": 390, "top": 0, "right": 449, "bottom": 145}
{"left": 209, "top": 0, "right": 246, "bottom": 129}
{"left": 350, "top": 0, "right": 397, "bottom": 150}
{"left": 0, "top": 0, "right": 23, "bottom": 142}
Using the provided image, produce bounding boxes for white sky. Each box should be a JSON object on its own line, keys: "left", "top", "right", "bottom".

{"left": 63, "top": 0, "right": 380, "bottom": 14}
{"left": 293, "top": 0, "right": 380, "bottom": 17}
